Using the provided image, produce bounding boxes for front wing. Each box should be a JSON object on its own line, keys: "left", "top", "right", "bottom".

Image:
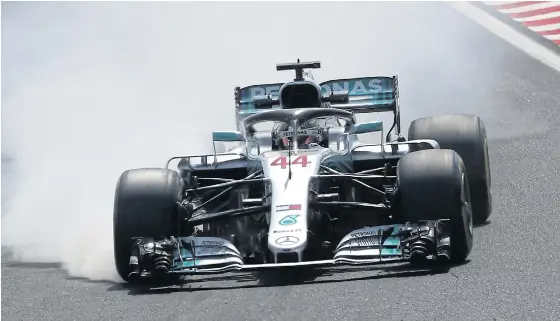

{"left": 128, "top": 220, "right": 451, "bottom": 279}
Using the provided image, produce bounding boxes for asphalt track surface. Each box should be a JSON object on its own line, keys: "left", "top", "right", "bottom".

{"left": 3, "top": 3, "right": 560, "bottom": 321}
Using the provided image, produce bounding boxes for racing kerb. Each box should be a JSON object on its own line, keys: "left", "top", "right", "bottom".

{"left": 480, "top": 1, "right": 560, "bottom": 47}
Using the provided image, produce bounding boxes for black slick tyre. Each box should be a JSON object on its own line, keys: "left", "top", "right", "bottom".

{"left": 113, "top": 168, "right": 183, "bottom": 282}
{"left": 408, "top": 114, "right": 492, "bottom": 224}
{"left": 397, "top": 149, "right": 474, "bottom": 263}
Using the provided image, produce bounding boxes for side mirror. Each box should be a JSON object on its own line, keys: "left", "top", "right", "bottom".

{"left": 212, "top": 131, "right": 246, "bottom": 142}
{"left": 347, "top": 121, "right": 383, "bottom": 135}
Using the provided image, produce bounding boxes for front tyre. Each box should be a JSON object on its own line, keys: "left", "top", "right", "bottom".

{"left": 408, "top": 114, "right": 492, "bottom": 224}
{"left": 113, "top": 168, "right": 183, "bottom": 282}
{"left": 397, "top": 149, "right": 473, "bottom": 263}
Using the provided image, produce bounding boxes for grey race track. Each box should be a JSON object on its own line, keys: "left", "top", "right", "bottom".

{"left": 2, "top": 3, "right": 560, "bottom": 321}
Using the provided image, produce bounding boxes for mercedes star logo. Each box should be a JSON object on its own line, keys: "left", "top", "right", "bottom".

{"left": 275, "top": 236, "right": 300, "bottom": 246}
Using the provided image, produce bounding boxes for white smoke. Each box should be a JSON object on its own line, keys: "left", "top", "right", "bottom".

{"left": 1, "top": 1, "right": 473, "bottom": 281}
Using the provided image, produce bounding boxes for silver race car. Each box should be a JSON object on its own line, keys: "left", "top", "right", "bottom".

{"left": 113, "top": 60, "right": 492, "bottom": 284}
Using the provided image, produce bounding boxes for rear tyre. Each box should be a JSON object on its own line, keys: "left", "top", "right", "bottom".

{"left": 113, "top": 168, "right": 183, "bottom": 282}
{"left": 397, "top": 149, "right": 473, "bottom": 263}
{"left": 408, "top": 114, "right": 492, "bottom": 224}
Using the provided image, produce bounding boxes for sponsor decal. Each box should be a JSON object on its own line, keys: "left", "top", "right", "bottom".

{"left": 196, "top": 246, "right": 226, "bottom": 255}
{"left": 275, "top": 236, "right": 300, "bottom": 246}
{"left": 276, "top": 129, "right": 324, "bottom": 138}
{"left": 321, "top": 79, "right": 384, "bottom": 95}
{"left": 276, "top": 204, "right": 302, "bottom": 212}
{"left": 350, "top": 230, "right": 378, "bottom": 238}
{"left": 273, "top": 228, "right": 303, "bottom": 234}
{"left": 279, "top": 214, "right": 299, "bottom": 226}
{"left": 200, "top": 240, "right": 224, "bottom": 246}
{"left": 249, "top": 85, "right": 281, "bottom": 98}
{"left": 351, "top": 236, "right": 380, "bottom": 247}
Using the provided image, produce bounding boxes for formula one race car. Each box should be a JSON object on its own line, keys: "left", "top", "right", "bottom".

{"left": 113, "top": 60, "right": 492, "bottom": 284}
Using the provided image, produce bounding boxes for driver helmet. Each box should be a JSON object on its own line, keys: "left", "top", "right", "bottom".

{"left": 275, "top": 120, "right": 325, "bottom": 150}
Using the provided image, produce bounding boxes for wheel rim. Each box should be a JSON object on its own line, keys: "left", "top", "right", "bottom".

{"left": 466, "top": 201, "right": 473, "bottom": 236}
{"left": 461, "top": 173, "right": 474, "bottom": 237}
{"left": 484, "top": 136, "right": 491, "bottom": 188}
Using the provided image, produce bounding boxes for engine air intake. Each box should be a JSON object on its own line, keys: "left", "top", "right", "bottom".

{"left": 280, "top": 82, "right": 322, "bottom": 109}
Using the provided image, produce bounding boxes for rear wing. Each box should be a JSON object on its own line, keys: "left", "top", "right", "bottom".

{"left": 235, "top": 76, "right": 398, "bottom": 113}
{"left": 234, "top": 75, "right": 401, "bottom": 135}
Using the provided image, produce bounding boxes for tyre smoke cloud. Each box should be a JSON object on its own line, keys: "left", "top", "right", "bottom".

{"left": 2, "top": 1, "right": 478, "bottom": 281}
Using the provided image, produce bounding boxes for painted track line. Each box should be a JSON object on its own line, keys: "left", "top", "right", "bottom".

{"left": 450, "top": 1, "right": 560, "bottom": 72}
